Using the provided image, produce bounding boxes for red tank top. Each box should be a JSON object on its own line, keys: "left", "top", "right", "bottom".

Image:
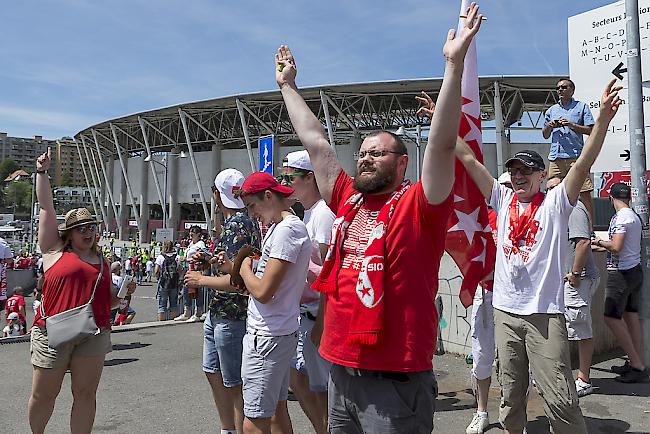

{"left": 33, "top": 251, "right": 112, "bottom": 329}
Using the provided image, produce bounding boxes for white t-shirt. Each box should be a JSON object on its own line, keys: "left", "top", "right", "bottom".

{"left": 301, "top": 199, "right": 335, "bottom": 315}
{"left": 247, "top": 214, "right": 311, "bottom": 336}
{"left": 607, "top": 207, "right": 641, "bottom": 271}
{"left": 155, "top": 253, "right": 179, "bottom": 267}
{"left": 490, "top": 180, "right": 574, "bottom": 315}
{"left": 124, "top": 260, "right": 131, "bottom": 271}
{"left": 2, "top": 324, "right": 22, "bottom": 337}
{"left": 146, "top": 260, "right": 154, "bottom": 272}
{"left": 184, "top": 240, "right": 206, "bottom": 264}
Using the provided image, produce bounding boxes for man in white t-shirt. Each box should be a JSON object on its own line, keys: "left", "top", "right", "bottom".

{"left": 455, "top": 80, "right": 621, "bottom": 434}
{"left": 280, "top": 150, "right": 334, "bottom": 434}
{"left": 216, "top": 171, "right": 311, "bottom": 434}
{"left": 593, "top": 182, "right": 647, "bottom": 383}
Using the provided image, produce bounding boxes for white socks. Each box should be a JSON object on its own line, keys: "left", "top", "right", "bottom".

{"left": 221, "top": 430, "right": 236, "bottom": 434}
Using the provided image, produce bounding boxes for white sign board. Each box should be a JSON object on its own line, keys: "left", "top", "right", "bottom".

{"left": 568, "top": 1, "right": 650, "bottom": 174}
{"left": 0, "top": 214, "right": 14, "bottom": 225}
{"left": 155, "top": 228, "right": 174, "bottom": 243}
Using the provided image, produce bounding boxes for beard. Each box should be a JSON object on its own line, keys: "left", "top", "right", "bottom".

{"left": 352, "top": 161, "right": 396, "bottom": 194}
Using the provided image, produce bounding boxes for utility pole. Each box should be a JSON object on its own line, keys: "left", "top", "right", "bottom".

{"left": 625, "top": 0, "right": 650, "bottom": 365}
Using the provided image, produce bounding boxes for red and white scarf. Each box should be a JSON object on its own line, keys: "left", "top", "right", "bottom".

{"left": 506, "top": 192, "right": 544, "bottom": 277}
{"left": 312, "top": 181, "right": 411, "bottom": 345}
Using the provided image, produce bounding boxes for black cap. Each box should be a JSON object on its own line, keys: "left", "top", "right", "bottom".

{"left": 505, "top": 150, "right": 545, "bottom": 171}
{"left": 610, "top": 182, "right": 631, "bottom": 199}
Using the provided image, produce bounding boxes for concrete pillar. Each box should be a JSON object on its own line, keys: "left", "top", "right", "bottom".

{"left": 139, "top": 155, "right": 150, "bottom": 243}
{"left": 211, "top": 142, "right": 222, "bottom": 230}
{"left": 168, "top": 147, "right": 180, "bottom": 235}
{"left": 117, "top": 159, "right": 128, "bottom": 241}
{"left": 104, "top": 156, "right": 115, "bottom": 234}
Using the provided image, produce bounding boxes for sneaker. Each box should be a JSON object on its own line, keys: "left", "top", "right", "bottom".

{"left": 185, "top": 314, "right": 199, "bottom": 323}
{"left": 199, "top": 313, "right": 207, "bottom": 321}
{"left": 575, "top": 378, "right": 596, "bottom": 397}
{"left": 611, "top": 361, "right": 631, "bottom": 375}
{"left": 173, "top": 313, "right": 190, "bottom": 321}
{"left": 615, "top": 367, "right": 649, "bottom": 383}
{"left": 466, "top": 412, "right": 489, "bottom": 434}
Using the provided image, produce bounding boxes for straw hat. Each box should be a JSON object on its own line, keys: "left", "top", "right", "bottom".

{"left": 57, "top": 208, "right": 101, "bottom": 231}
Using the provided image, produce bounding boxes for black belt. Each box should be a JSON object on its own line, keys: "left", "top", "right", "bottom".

{"left": 300, "top": 311, "right": 317, "bottom": 321}
{"left": 343, "top": 366, "right": 411, "bottom": 382}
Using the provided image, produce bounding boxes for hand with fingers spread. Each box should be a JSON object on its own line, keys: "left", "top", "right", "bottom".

{"left": 214, "top": 251, "right": 233, "bottom": 274}
{"left": 599, "top": 78, "right": 623, "bottom": 122}
{"left": 443, "top": 2, "right": 483, "bottom": 66}
{"left": 415, "top": 91, "right": 436, "bottom": 118}
{"left": 276, "top": 45, "right": 297, "bottom": 88}
{"left": 36, "top": 148, "right": 51, "bottom": 172}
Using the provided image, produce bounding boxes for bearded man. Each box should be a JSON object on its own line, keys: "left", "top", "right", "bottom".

{"left": 274, "top": 5, "right": 483, "bottom": 433}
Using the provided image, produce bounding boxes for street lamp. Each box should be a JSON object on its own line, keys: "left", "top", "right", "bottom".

{"left": 144, "top": 151, "right": 187, "bottom": 229}
{"left": 395, "top": 125, "right": 423, "bottom": 179}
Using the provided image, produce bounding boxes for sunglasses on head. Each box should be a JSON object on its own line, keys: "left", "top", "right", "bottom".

{"left": 75, "top": 224, "right": 98, "bottom": 234}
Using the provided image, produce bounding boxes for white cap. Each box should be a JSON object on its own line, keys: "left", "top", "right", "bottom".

{"left": 214, "top": 168, "right": 245, "bottom": 209}
{"left": 498, "top": 172, "right": 511, "bottom": 185}
{"left": 283, "top": 150, "right": 313, "bottom": 171}
{"left": 7, "top": 312, "right": 19, "bottom": 320}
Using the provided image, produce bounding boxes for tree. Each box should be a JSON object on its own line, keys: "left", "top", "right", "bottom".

{"left": 5, "top": 181, "right": 32, "bottom": 214}
{"left": 0, "top": 159, "right": 19, "bottom": 183}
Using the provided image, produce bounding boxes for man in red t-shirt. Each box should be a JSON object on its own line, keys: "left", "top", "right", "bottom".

{"left": 275, "top": 7, "right": 483, "bottom": 432}
{"left": 5, "top": 286, "right": 27, "bottom": 333}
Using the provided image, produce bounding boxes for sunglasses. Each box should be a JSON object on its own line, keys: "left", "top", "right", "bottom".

{"left": 75, "top": 224, "right": 98, "bottom": 234}
{"left": 507, "top": 166, "right": 536, "bottom": 176}
{"left": 556, "top": 85, "right": 571, "bottom": 90}
{"left": 276, "top": 172, "right": 307, "bottom": 183}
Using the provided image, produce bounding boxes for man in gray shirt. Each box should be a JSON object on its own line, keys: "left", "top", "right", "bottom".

{"left": 547, "top": 177, "right": 599, "bottom": 397}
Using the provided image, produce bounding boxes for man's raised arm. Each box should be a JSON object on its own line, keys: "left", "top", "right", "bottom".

{"left": 564, "top": 79, "right": 622, "bottom": 205}
{"left": 419, "top": 3, "right": 483, "bottom": 205}
{"left": 276, "top": 45, "right": 341, "bottom": 203}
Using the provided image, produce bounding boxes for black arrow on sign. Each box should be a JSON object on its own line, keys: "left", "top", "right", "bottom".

{"left": 620, "top": 149, "right": 630, "bottom": 161}
{"left": 612, "top": 62, "right": 628, "bottom": 80}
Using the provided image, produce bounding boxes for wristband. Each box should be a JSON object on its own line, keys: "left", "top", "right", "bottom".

{"left": 36, "top": 170, "right": 48, "bottom": 174}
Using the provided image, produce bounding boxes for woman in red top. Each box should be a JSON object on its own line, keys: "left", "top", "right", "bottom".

{"left": 28, "top": 148, "right": 135, "bottom": 434}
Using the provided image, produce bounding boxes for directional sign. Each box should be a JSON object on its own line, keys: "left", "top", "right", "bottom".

{"left": 568, "top": 1, "right": 650, "bottom": 174}
{"left": 258, "top": 135, "right": 274, "bottom": 175}
{"left": 620, "top": 149, "right": 631, "bottom": 161}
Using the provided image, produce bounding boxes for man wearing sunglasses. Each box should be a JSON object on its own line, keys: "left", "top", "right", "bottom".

{"left": 454, "top": 79, "right": 622, "bottom": 434}
{"left": 542, "top": 78, "right": 596, "bottom": 221}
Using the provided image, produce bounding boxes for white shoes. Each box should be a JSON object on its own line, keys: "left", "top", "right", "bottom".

{"left": 173, "top": 313, "right": 190, "bottom": 321}
{"left": 575, "top": 377, "right": 597, "bottom": 397}
{"left": 466, "top": 412, "right": 489, "bottom": 434}
{"left": 185, "top": 314, "right": 200, "bottom": 323}
{"left": 199, "top": 313, "right": 207, "bottom": 321}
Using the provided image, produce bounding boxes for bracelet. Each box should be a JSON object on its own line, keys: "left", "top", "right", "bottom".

{"left": 36, "top": 170, "right": 48, "bottom": 174}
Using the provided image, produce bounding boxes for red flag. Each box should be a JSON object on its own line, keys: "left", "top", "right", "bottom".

{"left": 444, "top": 0, "right": 496, "bottom": 308}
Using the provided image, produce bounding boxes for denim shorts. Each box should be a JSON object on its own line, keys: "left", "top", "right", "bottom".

{"left": 157, "top": 284, "right": 179, "bottom": 313}
{"left": 202, "top": 314, "right": 246, "bottom": 387}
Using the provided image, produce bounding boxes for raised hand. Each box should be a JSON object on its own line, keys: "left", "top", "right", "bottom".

{"left": 184, "top": 270, "right": 203, "bottom": 288}
{"left": 415, "top": 91, "right": 436, "bottom": 118}
{"left": 443, "top": 2, "right": 483, "bottom": 66}
{"left": 36, "top": 147, "right": 51, "bottom": 172}
{"left": 276, "top": 45, "right": 297, "bottom": 88}
{"left": 599, "top": 78, "right": 623, "bottom": 122}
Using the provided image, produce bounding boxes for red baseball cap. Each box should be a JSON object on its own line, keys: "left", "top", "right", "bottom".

{"left": 241, "top": 172, "right": 294, "bottom": 197}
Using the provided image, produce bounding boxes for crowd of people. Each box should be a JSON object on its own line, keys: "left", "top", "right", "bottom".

{"left": 18, "top": 4, "right": 648, "bottom": 434}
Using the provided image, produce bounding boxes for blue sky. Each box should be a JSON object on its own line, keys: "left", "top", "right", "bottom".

{"left": 0, "top": 0, "right": 615, "bottom": 139}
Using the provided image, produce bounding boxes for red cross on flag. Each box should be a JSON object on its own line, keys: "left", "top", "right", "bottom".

{"left": 444, "top": 0, "right": 496, "bottom": 308}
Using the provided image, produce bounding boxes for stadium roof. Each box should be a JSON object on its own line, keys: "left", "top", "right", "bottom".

{"left": 75, "top": 75, "right": 563, "bottom": 157}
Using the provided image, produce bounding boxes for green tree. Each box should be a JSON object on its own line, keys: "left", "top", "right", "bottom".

{"left": 5, "top": 181, "right": 32, "bottom": 213}
{"left": 0, "top": 159, "right": 19, "bottom": 183}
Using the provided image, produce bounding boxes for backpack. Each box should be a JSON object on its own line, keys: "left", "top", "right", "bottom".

{"left": 159, "top": 254, "right": 179, "bottom": 289}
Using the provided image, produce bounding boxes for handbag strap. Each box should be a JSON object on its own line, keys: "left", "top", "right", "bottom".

{"left": 40, "top": 254, "right": 105, "bottom": 320}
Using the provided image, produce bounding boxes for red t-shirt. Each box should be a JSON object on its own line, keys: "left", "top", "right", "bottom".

{"left": 5, "top": 295, "right": 26, "bottom": 322}
{"left": 319, "top": 171, "right": 452, "bottom": 372}
{"left": 33, "top": 252, "right": 112, "bottom": 329}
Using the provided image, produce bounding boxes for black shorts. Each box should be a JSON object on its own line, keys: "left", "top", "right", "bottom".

{"left": 604, "top": 264, "right": 644, "bottom": 319}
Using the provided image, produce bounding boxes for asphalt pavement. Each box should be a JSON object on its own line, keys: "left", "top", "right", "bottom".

{"left": 2, "top": 280, "right": 649, "bottom": 433}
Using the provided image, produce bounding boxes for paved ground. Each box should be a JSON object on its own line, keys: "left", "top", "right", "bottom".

{"left": 2, "top": 281, "right": 649, "bottom": 433}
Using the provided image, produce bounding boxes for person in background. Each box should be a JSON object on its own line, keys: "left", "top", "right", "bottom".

{"left": 593, "top": 182, "right": 648, "bottom": 383}
{"left": 0, "top": 235, "right": 14, "bottom": 326}
{"left": 176, "top": 226, "right": 206, "bottom": 322}
{"left": 2, "top": 311, "right": 23, "bottom": 337}
{"left": 154, "top": 240, "right": 181, "bottom": 321}
{"left": 5, "top": 286, "right": 27, "bottom": 334}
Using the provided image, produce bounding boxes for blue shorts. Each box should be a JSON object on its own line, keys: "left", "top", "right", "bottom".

{"left": 157, "top": 284, "right": 179, "bottom": 313}
{"left": 202, "top": 314, "right": 246, "bottom": 387}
